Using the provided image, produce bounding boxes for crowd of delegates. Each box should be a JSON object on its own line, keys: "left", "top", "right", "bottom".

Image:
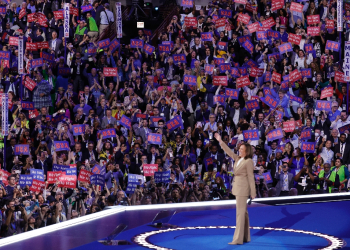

{"left": 0, "top": 0, "right": 350, "bottom": 238}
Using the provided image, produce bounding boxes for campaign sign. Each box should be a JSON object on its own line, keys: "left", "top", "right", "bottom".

{"left": 236, "top": 75, "right": 250, "bottom": 88}
{"left": 307, "top": 15, "right": 320, "bottom": 25}
{"left": 58, "top": 67, "right": 70, "bottom": 76}
{"left": 304, "top": 43, "right": 314, "bottom": 53}
{"left": 72, "top": 124, "right": 85, "bottom": 136}
{"left": 143, "top": 43, "right": 155, "bottom": 55}
{"left": 301, "top": 142, "right": 316, "bottom": 153}
{"left": 21, "top": 101, "right": 34, "bottom": 110}
{"left": 26, "top": 42, "right": 38, "bottom": 51}
{"left": 69, "top": 7, "right": 79, "bottom": 16}
{"left": 325, "top": 40, "right": 340, "bottom": 52}
{"left": 300, "top": 128, "right": 312, "bottom": 140}
{"left": 143, "top": 164, "right": 158, "bottom": 176}
{"left": 225, "top": 88, "right": 239, "bottom": 99}
{"left": 213, "top": 95, "right": 226, "bottom": 106}
{"left": 239, "top": 67, "right": 248, "bottom": 76}
{"left": 213, "top": 76, "right": 228, "bottom": 86}
{"left": 19, "top": 175, "right": 33, "bottom": 187}
{"left": 184, "top": 17, "right": 197, "bottom": 27}
{"left": 290, "top": 69, "right": 302, "bottom": 82}
{"left": 130, "top": 39, "right": 143, "bottom": 48}
{"left": 53, "top": 164, "right": 70, "bottom": 172}
{"left": 81, "top": 4, "right": 93, "bottom": 12}
{"left": 66, "top": 168, "right": 77, "bottom": 176}
{"left": 47, "top": 171, "right": 62, "bottom": 184}
{"left": 100, "top": 128, "right": 116, "bottom": 139}
{"left": 262, "top": 172, "right": 273, "bottom": 183}
{"left": 154, "top": 171, "right": 171, "bottom": 183}
{"left": 173, "top": 54, "right": 186, "bottom": 64}
{"left": 246, "top": 100, "right": 259, "bottom": 111}
{"left": 147, "top": 133, "right": 162, "bottom": 145}
{"left": 205, "top": 64, "right": 214, "bottom": 74}
{"left": 166, "top": 117, "right": 182, "bottom": 132}
{"left": 268, "top": 52, "right": 281, "bottom": 62}
{"left": 234, "top": 0, "right": 247, "bottom": 4}
{"left": 315, "top": 100, "right": 332, "bottom": 111}
{"left": 288, "top": 94, "right": 303, "bottom": 104}
{"left": 265, "top": 72, "right": 271, "bottom": 82}
{"left": 31, "top": 58, "right": 44, "bottom": 68}
{"left": 219, "top": 9, "right": 232, "bottom": 18}
{"left": 126, "top": 174, "right": 144, "bottom": 193}
{"left": 230, "top": 67, "right": 240, "bottom": 78}
{"left": 201, "top": 32, "right": 213, "bottom": 41}
{"left": 326, "top": 20, "right": 335, "bottom": 29}
{"left": 283, "top": 121, "right": 295, "bottom": 132}
{"left": 238, "top": 36, "right": 251, "bottom": 46}
{"left": 217, "top": 41, "right": 228, "bottom": 51}
{"left": 30, "top": 179, "right": 45, "bottom": 192}
{"left": 278, "top": 42, "right": 293, "bottom": 54}
{"left": 158, "top": 44, "right": 171, "bottom": 54}
{"left": 247, "top": 22, "right": 259, "bottom": 33}
{"left": 31, "top": 169, "right": 44, "bottom": 181}
{"left": 271, "top": 0, "right": 284, "bottom": 11}
{"left": 9, "top": 36, "right": 18, "bottom": 46}
{"left": 108, "top": 39, "right": 120, "bottom": 53}
{"left": 181, "top": 0, "right": 193, "bottom": 7}
{"left": 0, "top": 6, "right": 6, "bottom": 14}
{"left": 214, "top": 58, "right": 225, "bottom": 65}
{"left": 262, "top": 17, "right": 276, "bottom": 28}
{"left": 100, "top": 68, "right": 118, "bottom": 77}
{"left": 78, "top": 169, "right": 92, "bottom": 183}
{"left": 339, "top": 124, "right": 350, "bottom": 134}
{"left": 204, "top": 157, "right": 216, "bottom": 171}
{"left": 261, "top": 94, "right": 278, "bottom": 109}
{"left": 307, "top": 26, "right": 320, "bottom": 36}
{"left": 288, "top": 33, "right": 302, "bottom": 45}
{"left": 290, "top": 2, "right": 303, "bottom": 12}
{"left": 335, "top": 71, "right": 346, "bottom": 83}
{"left": 320, "top": 87, "right": 334, "bottom": 99}
{"left": 14, "top": 144, "right": 30, "bottom": 155}
{"left": 242, "top": 40, "right": 254, "bottom": 54}
{"left": 97, "top": 38, "right": 110, "bottom": 49}
{"left": 183, "top": 74, "right": 197, "bottom": 86}
{"left": 237, "top": 13, "right": 250, "bottom": 24}
{"left": 57, "top": 174, "right": 76, "bottom": 188}
{"left": 215, "top": 18, "right": 226, "bottom": 28}
{"left": 42, "top": 51, "right": 55, "bottom": 62}
{"left": 267, "top": 30, "right": 280, "bottom": 40}
{"left": 271, "top": 71, "right": 281, "bottom": 84}
{"left": 243, "top": 130, "right": 259, "bottom": 141}
{"left": 300, "top": 68, "right": 312, "bottom": 78}
{"left": 219, "top": 63, "right": 231, "bottom": 73}
{"left": 119, "top": 115, "right": 131, "bottom": 129}
{"left": 267, "top": 128, "right": 284, "bottom": 141}
{"left": 263, "top": 88, "right": 271, "bottom": 96}
{"left": 246, "top": 59, "right": 258, "bottom": 69}
{"left": 54, "top": 141, "right": 70, "bottom": 151}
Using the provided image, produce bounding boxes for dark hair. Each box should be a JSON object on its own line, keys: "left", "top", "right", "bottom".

{"left": 239, "top": 143, "right": 253, "bottom": 159}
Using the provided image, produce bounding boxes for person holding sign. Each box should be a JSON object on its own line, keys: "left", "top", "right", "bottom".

{"left": 214, "top": 133, "right": 256, "bottom": 245}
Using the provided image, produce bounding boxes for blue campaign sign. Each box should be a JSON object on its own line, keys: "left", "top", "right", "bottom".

{"left": 72, "top": 124, "right": 85, "bottom": 136}
{"left": 126, "top": 174, "right": 144, "bottom": 193}
{"left": 90, "top": 174, "right": 105, "bottom": 186}
{"left": 173, "top": 54, "right": 186, "bottom": 64}
{"left": 174, "top": 115, "right": 184, "bottom": 129}
{"left": 109, "top": 39, "right": 120, "bottom": 53}
{"left": 256, "top": 31, "right": 268, "bottom": 41}
{"left": 144, "top": 43, "right": 155, "bottom": 55}
{"left": 154, "top": 171, "right": 171, "bottom": 183}
{"left": 54, "top": 141, "right": 70, "bottom": 151}
{"left": 147, "top": 133, "right": 162, "bottom": 145}
{"left": 101, "top": 128, "right": 117, "bottom": 139}
{"left": 267, "top": 30, "right": 280, "bottom": 40}
{"left": 21, "top": 101, "right": 35, "bottom": 110}
{"left": 42, "top": 51, "right": 55, "bottom": 62}
{"left": 266, "top": 128, "right": 284, "bottom": 142}
{"left": 243, "top": 130, "right": 259, "bottom": 141}
{"left": 201, "top": 32, "right": 213, "bottom": 41}
{"left": 30, "top": 169, "right": 44, "bottom": 176}
{"left": 14, "top": 145, "right": 30, "bottom": 155}
{"left": 239, "top": 67, "right": 248, "bottom": 76}
{"left": 301, "top": 142, "right": 316, "bottom": 153}
{"left": 339, "top": 124, "right": 350, "bottom": 134}
{"left": 97, "top": 38, "right": 110, "bottom": 49}
{"left": 315, "top": 101, "right": 332, "bottom": 111}
{"left": 261, "top": 94, "right": 278, "bottom": 109}
{"left": 238, "top": 35, "right": 251, "bottom": 45}
{"left": 278, "top": 42, "right": 293, "bottom": 54}
{"left": 262, "top": 172, "right": 273, "bottom": 184}
{"left": 300, "top": 128, "right": 312, "bottom": 140}
{"left": 31, "top": 58, "right": 44, "bottom": 67}
{"left": 300, "top": 68, "right": 312, "bottom": 78}
{"left": 204, "top": 157, "right": 216, "bottom": 171}
{"left": 214, "top": 58, "right": 225, "bottom": 65}
{"left": 92, "top": 164, "right": 106, "bottom": 175}
{"left": 287, "top": 93, "right": 303, "bottom": 104}
{"left": 53, "top": 164, "right": 70, "bottom": 172}
{"left": 213, "top": 95, "right": 226, "bottom": 106}
{"left": 246, "top": 100, "right": 259, "bottom": 111}
{"left": 183, "top": 75, "right": 197, "bottom": 86}
{"left": 166, "top": 117, "right": 182, "bottom": 132}
{"left": 66, "top": 168, "right": 77, "bottom": 175}
{"left": 158, "top": 44, "right": 171, "bottom": 54}
{"left": 219, "top": 63, "right": 231, "bottom": 73}
{"left": 19, "top": 175, "right": 33, "bottom": 187}
{"left": 263, "top": 87, "right": 271, "bottom": 95}
{"left": 225, "top": 88, "right": 239, "bottom": 99}
{"left": 242, "top": 40, "right": 254, "bottom": 54}
{"left": 81, "top": 4, "right": 93, "bottom": 12}
{"left": 218, "top": 9, "right": 232, "bottom": 18}
{"left": 119, "top": 115, "right": 131, "bottom": 129}
{"left": 230, "top": 67, "right": 240, "bottom": 78}
{"left": 246, "top": 59, "right": 258, "bottom": 68}
{"left": 130, "top": 39, "right": 143, "bottom": 48}
{"left": 217, "top": 41, "right": 228, "bottom": 51}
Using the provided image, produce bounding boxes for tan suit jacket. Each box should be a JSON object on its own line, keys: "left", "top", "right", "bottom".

{"left": 220, "top": 141, "right": 257, "bottom": 197}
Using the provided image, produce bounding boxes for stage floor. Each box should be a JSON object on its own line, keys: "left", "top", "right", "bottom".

{"left": 1, "top": 195, "right": 349, "bottom": 250}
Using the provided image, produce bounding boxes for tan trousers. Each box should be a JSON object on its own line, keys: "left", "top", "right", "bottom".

{"left": 87, "top": 31, "right": 98, "bottom": 42}
{"left": 99, "top": 24, "right": 109, "bottom": 35}
{"left": 232, "top": 196, "right": 250, "bottom": 244}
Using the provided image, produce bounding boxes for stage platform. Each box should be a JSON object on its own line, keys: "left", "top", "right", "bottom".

{"left": 1, "top": 193, "right": 349, "bottom": 250}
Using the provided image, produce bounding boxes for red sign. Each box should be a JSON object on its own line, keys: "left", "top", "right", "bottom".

{"left": 0, "top": 170, "right": 10, "bottom": 185}
{"left": 271, "top": 0, "right": 284, "bottom": 11}
{"left": 247, "top": 22, "right": 259, "bottom": 33}
{"left": 70, "top": 7, "right": 79, "bottom": 16}
{"left": 26, "top": 42, "right": 38, "bottom": 51}
{"left": 326, "top": 20, "right": 335, "bottom": 29}
{"left": 36, "top": 41, "right": 49, "bottom": 49}
{"left": 143, "top": 164, "right": 158, "bottom": 176}
{"left": 290, "top": 2, "right": 303, "bottom": 13}
{"left": 27, "top": 13, "right": 37, "bottom": 22}
{"left": 307, "top": 15, "right": 320, "bottom": 25}
{"left": 78, "top": 169, "right": 92, "bottom": 183}
{"left": 238, "top": 13, "right": 251, "bottom": 25}
{"left": 250, "top": 67, "right": 264, "bottom": 77}
{"left": 213, "top": 76, "right": 228, "bottom": 86}
{"left": 58, "top": 174, "right": 77, "bottom": 188}
{"left": 30, "top": 179, "right": 45, "bottom": 192}
{"left": 47, "top": 171, "right": 63, "bottom": 184}
{"left": 307, "top": 26, "right": 320, "bottom": 36}
{"left": 295, "top": 120, "right": 303, "bottom": 128}
{"left": 215, "top": 18, "right": 226, "bottom": 28}
{"left": 184, "top": 17, "right": 197, "bottom": 27}
{"left": 234, "top": 0, "right": 247, "bottom": 4}
{"left": 283, "top": 121, "right": 296, "bottom": 132}
{"left": 103, "top": 67, "right": 118, "bottom": 77}
{"left": 290, "top": 69, "right": 302, "bottom": 82}
{"left": 29, "top": 109, "right": 39, "bottom": 119}
{"left": 25, "top": 77, "right": 37, "bottom": 91}
{"left": 236, "top": 75, "right": 250, "bottom": 88}
{"left": 262, "top": 17, "right": 276, "bottom": 28}
{"left": 9, "top": 36, "right": 18, "bottom": 46}
{"left": 19, "top": 9, "right": 26, "bottom": 19}
{"left": 288, "top": 33, "right": 302, "bottom": 45}
{"left": 272, "top": 71, "right": 281, "bottom": 84}
{"left": 335, "top": 71, "right": 346, "bottom": 83}
{"left": 320, "top": 87, "right": 334, "bottom": 99}
{"left": 53, "top": 10, "right": 64, "bottom": 20}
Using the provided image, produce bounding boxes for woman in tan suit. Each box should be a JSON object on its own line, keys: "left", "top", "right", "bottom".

{"left": 214, "top": 133, "right": 256, "bottom": 245}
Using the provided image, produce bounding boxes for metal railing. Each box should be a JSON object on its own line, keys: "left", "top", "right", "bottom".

{"left": 96, "top": 21, "right": 117, "bottom": 42}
